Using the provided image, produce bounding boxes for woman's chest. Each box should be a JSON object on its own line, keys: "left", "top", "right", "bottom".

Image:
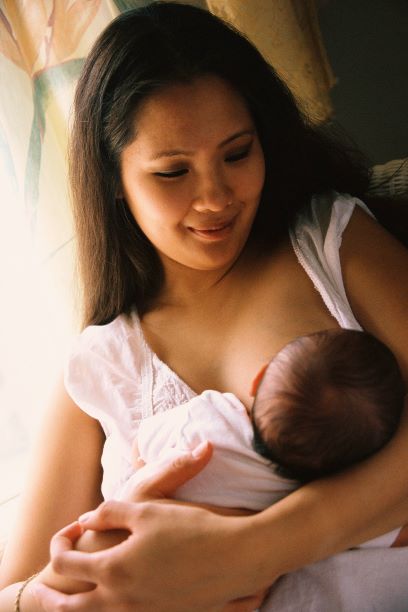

{"left": 142, "top": 248, "right": 340, "bottom": 407}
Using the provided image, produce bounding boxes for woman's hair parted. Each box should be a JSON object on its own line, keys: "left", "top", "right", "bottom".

{"left": 69, "top": 2, "right": 370, "bottom": 327}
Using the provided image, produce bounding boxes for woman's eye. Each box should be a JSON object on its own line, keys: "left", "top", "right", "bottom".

{"left": 225, "top": 146, "right": 251, "bottom": 163}
{"left": 154, "top": 169, "right": 188, "bottom": 179}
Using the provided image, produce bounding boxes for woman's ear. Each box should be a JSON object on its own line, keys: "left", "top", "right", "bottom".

{"left": 250, "top": 363, "right": 269, "bottom": 397}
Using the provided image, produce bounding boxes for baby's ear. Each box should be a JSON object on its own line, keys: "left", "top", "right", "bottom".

{"left": 250, "top": 364, "right": 269, "bottom": 397}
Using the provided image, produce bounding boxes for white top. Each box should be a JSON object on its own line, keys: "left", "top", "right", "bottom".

{"left": 64, "top": 190, "right": 408, "bottom": 609}
{"left": 64, "top": 191, "right": 371, "bottom": 500}
{"left": 126, "top": 390, "right": 295, "bottom": 510}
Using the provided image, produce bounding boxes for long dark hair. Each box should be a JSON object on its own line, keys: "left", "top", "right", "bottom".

{"left": 69, "top": 1, "right": 369, "bottom": 327}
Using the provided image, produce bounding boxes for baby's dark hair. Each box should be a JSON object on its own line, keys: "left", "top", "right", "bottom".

{"left": 252, "top": 329, "right": 405, "bottom": 483}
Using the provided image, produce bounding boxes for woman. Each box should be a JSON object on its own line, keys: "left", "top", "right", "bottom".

{"left": 1, "top": 3, "right": 407, "bottom": 610}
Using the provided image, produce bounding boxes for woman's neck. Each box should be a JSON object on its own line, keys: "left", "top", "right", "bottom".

{"left": 156, "top": 248, "right": 259, "bottom": 309}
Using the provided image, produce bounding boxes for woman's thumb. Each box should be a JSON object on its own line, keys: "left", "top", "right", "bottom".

{"left": 137, "top": 440, "right": 213, "bottom": 498}
{"left": 78, "top": 441, "right": 213, "bottom": 530}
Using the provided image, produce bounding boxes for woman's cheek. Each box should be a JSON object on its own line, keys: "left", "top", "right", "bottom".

{"left": 155, "top": 182, "right": 193, "bottom": 218}
{"left": 235, "top": 156, "right": 265, "bottom": 201}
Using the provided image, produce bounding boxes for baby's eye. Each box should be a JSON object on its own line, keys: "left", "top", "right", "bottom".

{"left": 225, "top": 145, "right": 252, "bottom": 163}
{"left": 154, "top": 168, "right": 188, "bottom": 179}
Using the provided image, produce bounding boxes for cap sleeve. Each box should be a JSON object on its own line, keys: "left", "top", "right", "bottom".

{"left": 290, "top": 192, "right": 374, "bottom": 330}
{"left": 64, "top": 314, "right": 145, "bottom": 440}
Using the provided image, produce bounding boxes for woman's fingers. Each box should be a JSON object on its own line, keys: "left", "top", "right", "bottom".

{"left": 31, "top": 583, "right": 107, "bottom": 612}
{"left": 78, "top": 500, "right": 140, "bottom": 532}
{"left": 222, "top": 588, "right": 270, "bottom": 612}
{"left": 32, "top": 581, "right": 259, "bottom": 612}
{"left": 48, "top": 520, "right": 101, "bottom": 582}
{"left": 49, "top": 521, "right": 85, "bottom": 556}
{"left": 222, "top": 595, "right": 264, "bottom": 612}
{"left": 49, "top": 522, "right": 114, "bottom": 584}
{"left": 78, "top": 441, "right": 213, "bottom": 528}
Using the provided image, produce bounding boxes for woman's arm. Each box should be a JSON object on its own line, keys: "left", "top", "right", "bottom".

{"left": 0, "top": 379, "right": 104, "bottom": 593}
{"left": 32, "top": 428, "right": 408, "bottom": 612}
{"left": 30, "top": 208, "right": 408, "bottom": 610}
{"left": 341, "top": 205, "right": 408, "bottom": 384}
{"left": 30, "top": 445, "right": 214, "bottom": 596}
{"left": 32, "top": 446, "right": 270, "bottom": 612}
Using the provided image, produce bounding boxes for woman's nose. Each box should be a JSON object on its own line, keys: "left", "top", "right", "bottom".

{"left": 191, "top": 174, "right": 233, "bottom": 212}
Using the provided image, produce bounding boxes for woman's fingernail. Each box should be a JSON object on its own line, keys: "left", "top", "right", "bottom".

{"left": 78, "top": 511, "right": 93, "bottom": 523}
{"left": 192, "top": 440, "right": 209, "bottom": 458}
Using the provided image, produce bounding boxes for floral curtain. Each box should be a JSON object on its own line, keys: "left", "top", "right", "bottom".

{"left": 0, "top": 0, "right": 333, "bottom": 554}
{"left": 0, "top": 0, "right": 124, "bottom": 554}
{"left": 207, "top": 0, "right": 335, "bottom": 122}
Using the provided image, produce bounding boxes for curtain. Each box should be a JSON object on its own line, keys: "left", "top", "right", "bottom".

{"left": 0, "top": 0, "right": 334, "bottom": 554}
{"left": 0, "top": 0, "right": 124, "bottom": 555}
{"left": 207, "top": 0, "right": 335, "bottom": 122}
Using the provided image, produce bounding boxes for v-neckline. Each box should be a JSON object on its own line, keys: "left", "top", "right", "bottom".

{"left": 131, "top": 310, "right": 198, "bottom": 398}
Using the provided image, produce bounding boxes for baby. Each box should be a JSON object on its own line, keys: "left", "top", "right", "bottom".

{"left": 251, "top": 327, "right": 404, "bottom": 483}
{"left": 127, "top": 329, "right": 406, "bottom": 547}
{"left": 25, "top": 333, "right": 406, "bottom": 602}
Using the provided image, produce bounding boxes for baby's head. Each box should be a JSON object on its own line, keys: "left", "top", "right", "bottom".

{"left": 251, "top": 329, "right": 405, "bottom": 483}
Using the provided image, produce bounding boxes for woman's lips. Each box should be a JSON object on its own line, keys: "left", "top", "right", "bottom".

{"left": 187, "top": 218, "right": 236, "bottom": 240}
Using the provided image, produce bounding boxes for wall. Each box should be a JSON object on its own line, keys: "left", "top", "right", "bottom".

{"left": 318, "top": 0, "right": 408, "bottom": 164}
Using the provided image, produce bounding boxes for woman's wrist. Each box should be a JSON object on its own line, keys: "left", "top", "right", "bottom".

{"left": 16, "top": 574, "right": 40, "bottom": 612}
{"left": 244, "top": 484, "right": 341, "bottom": 578}
{"left": 0, "top": 575, "right": 43, "bottom": 612}
{"left": 219, "top": 512, "right": 283, "bottom": 593}
{"left": 0, "top": 582, "right": 22, "bottom": 612}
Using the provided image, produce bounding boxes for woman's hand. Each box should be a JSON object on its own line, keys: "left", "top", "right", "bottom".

{"left": 31, "top": 442, "right": 272, "bottom": 611}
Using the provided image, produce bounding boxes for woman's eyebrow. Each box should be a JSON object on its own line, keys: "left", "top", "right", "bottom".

{"left": 219, "top": 128, "right": 255, "bottom": 147}
{"left": 149, "top": 129, "right": 255, "bottom": 161}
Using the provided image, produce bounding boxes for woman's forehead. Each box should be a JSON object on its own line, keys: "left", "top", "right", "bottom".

{"left": 127, "top": 75, "right": 254, "bottom": 154}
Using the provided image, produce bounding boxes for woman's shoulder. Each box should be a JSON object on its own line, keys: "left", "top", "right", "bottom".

{"left": 289, "top": 191, "right": 369, "bottom": 330}
{"left": 73, "top": 311, "right": 141, "bottom": 353}
{"left": 292, "top": 191, "right": 373, "bottom": 239}
{"left": 64, "top": 310, "right": 196, "bottom": 423}
{"left": 64, "top": 312, "right": 147, "bottom": 420}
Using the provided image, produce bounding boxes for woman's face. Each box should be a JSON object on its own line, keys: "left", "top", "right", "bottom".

{"left": 120, "top": 75, "right": 265, "bottom": 275}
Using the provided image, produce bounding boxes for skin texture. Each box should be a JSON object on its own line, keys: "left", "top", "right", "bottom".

{"left": 0, "top": 76, "right": 407, "bottom": 611}
{"left": 120, "top": 76, "right": 265, "bottom": 278}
